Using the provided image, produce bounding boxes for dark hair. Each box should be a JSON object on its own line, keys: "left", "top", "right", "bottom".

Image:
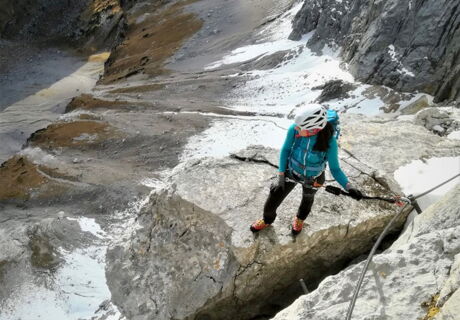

{"left": 313, "top": 122, "right": 333, "bottom": 152}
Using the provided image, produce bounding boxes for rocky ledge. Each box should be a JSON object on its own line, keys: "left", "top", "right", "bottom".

{"left": 273, "top": 184, "right": 460, "bottom": 320}
{"left": 106, "top": 145, "right": 407, "bottom": 320}
{"left": 105, "top": 111, "right": 460, "bottom": 320}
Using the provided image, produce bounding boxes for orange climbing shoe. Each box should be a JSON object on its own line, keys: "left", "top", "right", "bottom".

{"left": 250, "top": 219, "right": 270, "bottom": 232}
{"left": 291, "top": 217, "right": 304, "bottom": 235}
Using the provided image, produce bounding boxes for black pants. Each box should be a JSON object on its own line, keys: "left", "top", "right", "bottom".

{"left": 263, "top": 171, "right": 325, "bottom": 224}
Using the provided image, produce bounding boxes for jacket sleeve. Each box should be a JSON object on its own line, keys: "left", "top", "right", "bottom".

{"left": 327, "top": 137, "right": 349, "bottom": 189}
{"left": 278, "top": 124, "right": 296, "bottom": 172}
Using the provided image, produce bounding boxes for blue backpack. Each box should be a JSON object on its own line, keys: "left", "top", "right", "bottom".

{"left": 288, "top": 109, "right": 340, "bottom": 179}
{"left": 327, "top": 109, "right": 340, "bottom": 139}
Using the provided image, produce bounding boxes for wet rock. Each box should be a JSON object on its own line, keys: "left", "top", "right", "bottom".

{"left": 273, "top": 185, "right": 460, "bottom": 320}
{"left": 290, "top": 0, "right": 460, "bottom": 103}
{"left": 0, "top": 214, "right": 92, "bottom": 304}
{"left": 28, "top": 228, "right": 60, "bottom": 269}
{"left": 313, "top": 80, "right": 357, "bottom": 103}
{"left": 106, "top": 145, "right": 409, "bottom": 320}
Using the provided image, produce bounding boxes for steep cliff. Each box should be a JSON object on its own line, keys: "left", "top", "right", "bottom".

{"left": 289, "top": 0, "right": 460, "bottom": 103}
{"left": 0, "top": 0, "right": 127, "bottom": 51}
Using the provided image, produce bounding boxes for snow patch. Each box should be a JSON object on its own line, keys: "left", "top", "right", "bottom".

{"left": 205, "top": 1, "right": 305, "bottom": 70}
{"left": 447, "top": 130, "right": 460, "bottom": 140}
{"left": 260, "top": 1, "right": 305, "bottom": 41}
{"left": 0, "top": 241, "right": 111, "bottom": 320}
{"left": 205, "top": 39, "right": 302, "bottom": 70}
{"left": 387, "top": 45, "right": 415, "bottom": 77}
{"left": 0, "top": 197, "right": 149, "bottom": 320}
{"left": 73, "top": 133, "right": 98, "bottom": 142}
{"left": 229, "top": 41, "right": 355, "bottom": 115}
{"left": 181, "top": 116, "right": 291, "bottom": 160}
{"left": 394, "top": 157, "right": 460, "bottom": 210}
{"left": 59, "top": 109, "right": 100, "bottom": 121}
{"left": 140, "top": 177, "right": 168, "bottom": 190}
{"left": 136, "top": 13, "right": 150, "bottom": 24}
{"left": 19, "top": 147, "right": 61, "bottom": 167}
{"left": 67, "top": 216, "right": 106, "bottom": 238}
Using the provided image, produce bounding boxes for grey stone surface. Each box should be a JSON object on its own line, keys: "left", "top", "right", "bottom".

{"left": 400, "top": 95, "right": 431, "bottom": 115}
{"left": 290, "top": 0, "right": 460, "bottom": 103}
{"left": 0, "top": 0, "right": 126, "bottom": 51}
{"left": 340, "top": 113, "right": 460, "bottom": 189}
{"left": 314, "top": 80, "right": 357, "bottom": 103}
{"left": 415, "top": 107, "right": 460, "bottom": 136}
{"left": 104, "top": 112, "right": 460, "bottom": 320}
{"left": 273, "top": 185, "right": 460, "bottom": 320}
{"left": 106, "top": 145, "right": 409, "bottom": 320}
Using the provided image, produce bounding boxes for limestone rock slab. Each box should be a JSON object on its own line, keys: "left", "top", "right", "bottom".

{"left": 273, "top": 185, "right": 460, "bottom": 320}
{"left": 106, "top": 147, "right": 406, "bottom": 320}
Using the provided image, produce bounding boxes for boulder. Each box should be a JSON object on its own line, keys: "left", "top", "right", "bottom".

{"left": 272, "top": 184, "right": 460, "bottom": 320}
{"left": 415, "top": 108, "right": 460, "bottom": 136}
{"left": 105, "top": 113, "right": 460, "bottom": 320}
{"left": 400, "top": 95, "right": 431, "bottom": 115}
{"left": 106, "top": 146, "right": 408, "bottom": 320}
{"left": 313, "top": 80, "right": 357, "bottom": 103}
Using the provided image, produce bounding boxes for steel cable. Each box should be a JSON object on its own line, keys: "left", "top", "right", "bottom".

{"left": 345, "top": 172, "right": 460, "bottom": 320}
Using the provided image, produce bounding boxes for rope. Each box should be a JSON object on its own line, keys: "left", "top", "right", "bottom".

{"left": 344, "top": 172, "right": 460, "bottom": 320}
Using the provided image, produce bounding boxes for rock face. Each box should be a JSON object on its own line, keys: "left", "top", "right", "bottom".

{"left": 105, "top": 111, "right": 460, "bottom": 320}
{"left": 0, "top": 0, "right": 126, "bottom": 51}
{"left": 272, "top": 184, "right": 460, "bottom": 320}
{"left": 313, "top": 80, "right": 357, "bottom": 103}
{"left": 106, "top": 145, "right": 409, "bottom": 320}
{"left": 0, "top": 0, "right": 89, "bottom": 40}
{"left": 290, "top": 0, "right": 460, "bottom": 103}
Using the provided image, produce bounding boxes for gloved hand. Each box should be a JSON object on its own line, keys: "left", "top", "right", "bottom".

{"left": 346, "top": 183, "right": 363, "bottom": 201}
{"left": 278, "top": 173, "right": 286, "bottom": 191}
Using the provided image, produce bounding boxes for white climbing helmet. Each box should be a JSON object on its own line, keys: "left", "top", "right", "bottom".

{"left": 294, "top": 104, "right": 328, "bottom": 131}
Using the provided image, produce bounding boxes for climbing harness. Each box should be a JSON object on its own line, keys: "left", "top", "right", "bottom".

{"left": 344, "top": 172, "right": 460, "bottom": 320}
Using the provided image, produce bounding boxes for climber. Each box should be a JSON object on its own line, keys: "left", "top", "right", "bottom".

{"left": 250, "top": 104, "right": 363, "bottom": 235}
